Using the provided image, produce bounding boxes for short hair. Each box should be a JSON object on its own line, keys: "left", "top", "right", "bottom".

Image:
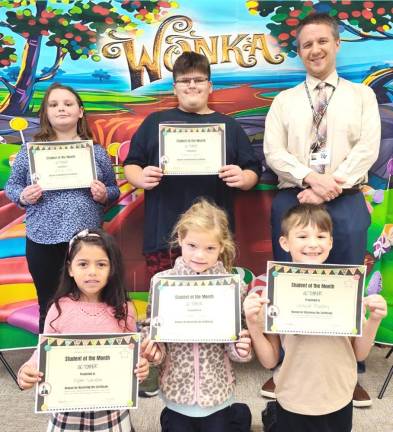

{"left": 296, "top": 12, "right": 340, "bottom": 44}
{"left": 173, "top": 51, "right": 211, "bottom": 81}
{"left": 171, "top": 199, "right": 235, "bottom": 271}
{"left": 281, "top": 203, "right": 333, "bottom": 237}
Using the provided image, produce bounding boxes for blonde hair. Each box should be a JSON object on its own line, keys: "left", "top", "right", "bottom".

{"left": 281, "top": 203, "right": 333, "bottom": 237}
{"left": 172, "top": 199, "right": 236, "bottom": 271}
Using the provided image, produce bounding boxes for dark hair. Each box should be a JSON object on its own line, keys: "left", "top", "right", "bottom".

{"left": 33, "top": 82, "right": 92, "bottom": 141}
{"left": 281, "top": 203, "right": 333, "bottom": 237}
{"left": 49, "top": 229, "right": 132, "bottom": 330}
{"left": 296, "top": 12, "right": 339, "bottom": 44}
{"left": 173, "top": 51, "right": 211, "bottom": 81}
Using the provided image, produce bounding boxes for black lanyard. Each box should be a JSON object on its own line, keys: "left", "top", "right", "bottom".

{"left": 304, "top": 78, "right": 339, "bottom": 128}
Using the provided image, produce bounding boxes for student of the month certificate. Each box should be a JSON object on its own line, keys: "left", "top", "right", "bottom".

{"left": 35, "top": 333, "right": 140, "bottom": 413}
{"left": 265, "top": 262, "right": 365, "bottom": 337}
{"left": 150, "top": 274, "right": 241, "bottom": 342}
{"left": 27, "top": 140, "right": 97, "bottom": 191}
{"left": 159, "top": 123, "right": 226, "bottom": 175}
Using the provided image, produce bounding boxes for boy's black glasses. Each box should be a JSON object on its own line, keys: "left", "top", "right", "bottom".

{"left": 174, "top": 77, "right": 209, "bottom": 86}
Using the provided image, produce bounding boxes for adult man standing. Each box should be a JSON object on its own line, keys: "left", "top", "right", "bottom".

{"left": 263, "top": 13, "right": 380, "bottom": 406}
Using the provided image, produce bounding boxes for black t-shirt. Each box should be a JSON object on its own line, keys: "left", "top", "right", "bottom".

{"left": 124, "top": 108, "right": 261, "bottom": 254}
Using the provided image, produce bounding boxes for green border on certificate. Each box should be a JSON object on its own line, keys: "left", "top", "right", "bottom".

{"left": 158, "top": 123, "right": 226, "bottom": 175}
{"left": 150, "top": 274, "right": 241, "bottom": 342}
{"left": 265, "top": 262, "right": 365, "bottom": 337}
{"left": 27, "top": 140, "right": 97, "bottom": 191}
{"left": 35, "top": 333, "right": 140, "bottom": 413}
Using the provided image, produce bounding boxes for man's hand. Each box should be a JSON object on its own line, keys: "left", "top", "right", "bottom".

{"left": 304, "top": 172, "right": 345, "bottom": 201}
{"left": 297, "top": 188, "right": 325, "bottom": 204}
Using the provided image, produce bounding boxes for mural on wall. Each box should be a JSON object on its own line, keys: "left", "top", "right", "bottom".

{"left": 0, "top": 0, "right": 392, "bottom": 350}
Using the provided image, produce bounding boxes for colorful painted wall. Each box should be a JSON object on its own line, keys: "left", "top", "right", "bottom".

{"left": 0, "top": 0, "right": 392, "bottom": 350}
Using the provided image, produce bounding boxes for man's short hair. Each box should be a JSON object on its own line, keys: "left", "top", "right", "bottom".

{"left": 281, "top": 203, "right": 333, "bottom": 237}
{"left": 296, "top": 12, "right": 340, "bottom": 44}
{"left": 173, "top": 51, "right": 211, "bottom": 81}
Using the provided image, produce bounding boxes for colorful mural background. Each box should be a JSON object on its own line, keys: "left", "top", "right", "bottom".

{"left": 0, "top": 0, "right": 392, "bottom": 351}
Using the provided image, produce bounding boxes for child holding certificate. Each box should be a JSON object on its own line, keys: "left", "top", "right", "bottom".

{"left": 17, "top": 229, "right": 148, "bottom": 431}
{"left": 124, "top": 51, "right": 261, "bottom": 278}
{"left": 5, "top": 83, "right": 119, "bottom": 333}
{"left": 244, "top": 204, "right": 387, "bottom": 432}
{"left": 142, "top": 199, "right": 253, "bottom": 432}
{"left": 124, "top": 50, "right": 260, "bottom": 400}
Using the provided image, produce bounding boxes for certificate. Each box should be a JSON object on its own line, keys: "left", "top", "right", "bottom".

{"left": 159, "top": 123, "right": 226, "bottom": 175}
{"left": 150, "top": 274, "right": 241, "bottom": 342}
{"left": 265, "top": 262, "right": 365, "bottom": 337}
{"left": 35, "top": 333, "right": 140, "bottom": 413}
{"left": 27, "top": 140, "right": 97, "bottom": 191}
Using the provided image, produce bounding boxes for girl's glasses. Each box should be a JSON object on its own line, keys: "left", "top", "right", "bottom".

{"left": 174, "top": 77, "right": 209, "bottom": 86}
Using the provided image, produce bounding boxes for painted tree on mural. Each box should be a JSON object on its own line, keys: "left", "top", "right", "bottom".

{"left": 92, "top": 69, "right": 111, "bottom": 81}
{"left": 246, "top": 0, "right": 393, "bottom": 101}
{"left": 3, "top": 66, "right": 20, "bottom": 81}
{"left": 0, "top": 0, "right": 178, "bottom": 115}
{"left": 0, "top": 32, "right": 16, "bottom": 67}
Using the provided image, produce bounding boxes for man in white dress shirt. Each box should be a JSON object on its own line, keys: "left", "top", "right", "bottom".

{"left": 263, "top": 12, "right": 381, "bottom": 407}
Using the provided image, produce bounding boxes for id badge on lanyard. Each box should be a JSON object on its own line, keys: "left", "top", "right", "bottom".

{"left": 305, "top": 78, "right": 339, "bottom": 169}
{"left": 310, "top": 148, "right": 331, "bottom": 166}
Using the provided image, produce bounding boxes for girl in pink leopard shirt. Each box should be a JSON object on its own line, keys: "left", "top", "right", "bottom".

{"left": 142, "top": 199, "right": 253, "bottom": 432}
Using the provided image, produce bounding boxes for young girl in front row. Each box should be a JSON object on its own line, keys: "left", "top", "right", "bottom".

{"left": 142, "top": 199, "right": 253, "bottom": 432}
{"left": 17, "top": 229, "right": 148, "bottom": 432}
{"left": 244, "top": 204, "right": 387, "bottom": 432}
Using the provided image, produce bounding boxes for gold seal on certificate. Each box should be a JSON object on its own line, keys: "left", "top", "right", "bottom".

{"left": 35, "top": 333, "right": 140, "bottom": 413}
{"left": 159, "top": 123, "right": 226, "bottom": 175}
{"left": 265, "top": 262, "right": 365, "bottom": 337}
{"left": 150, "top": 274, "right": 241, "bottom": 342}
{"left": 27, "top": 140, "right": 97, "bottom": 191}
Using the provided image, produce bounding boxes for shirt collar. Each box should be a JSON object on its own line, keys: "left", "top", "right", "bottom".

{"left": 173, "top": 256, "right": 226, "bottom": 275}
{"left": 306, "top": 70, "right": 339, "bottom": 90}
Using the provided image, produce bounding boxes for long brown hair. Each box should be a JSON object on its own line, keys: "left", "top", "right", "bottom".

{"left": 33, "top": 82, "right": 92, "bottom": 141}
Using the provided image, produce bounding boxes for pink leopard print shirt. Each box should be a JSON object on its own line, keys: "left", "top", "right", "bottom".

{"left": 145, "top": 257, "right": 252, "bottom": 407}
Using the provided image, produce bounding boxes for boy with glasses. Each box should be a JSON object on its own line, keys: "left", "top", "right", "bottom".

{"left": 124, "top": 51, "right": 260, "bottom": 280}
{"left": 124, "top": 51, "right": 260, "bottom": 399}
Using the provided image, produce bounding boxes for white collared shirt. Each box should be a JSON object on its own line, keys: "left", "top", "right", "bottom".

{"left": 264, "top": 70, "right": 381, "bottom": 188}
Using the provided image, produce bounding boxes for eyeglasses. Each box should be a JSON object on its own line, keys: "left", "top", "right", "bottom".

{"left": 174, "top": 77, "right": 209, "bottom": 86}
